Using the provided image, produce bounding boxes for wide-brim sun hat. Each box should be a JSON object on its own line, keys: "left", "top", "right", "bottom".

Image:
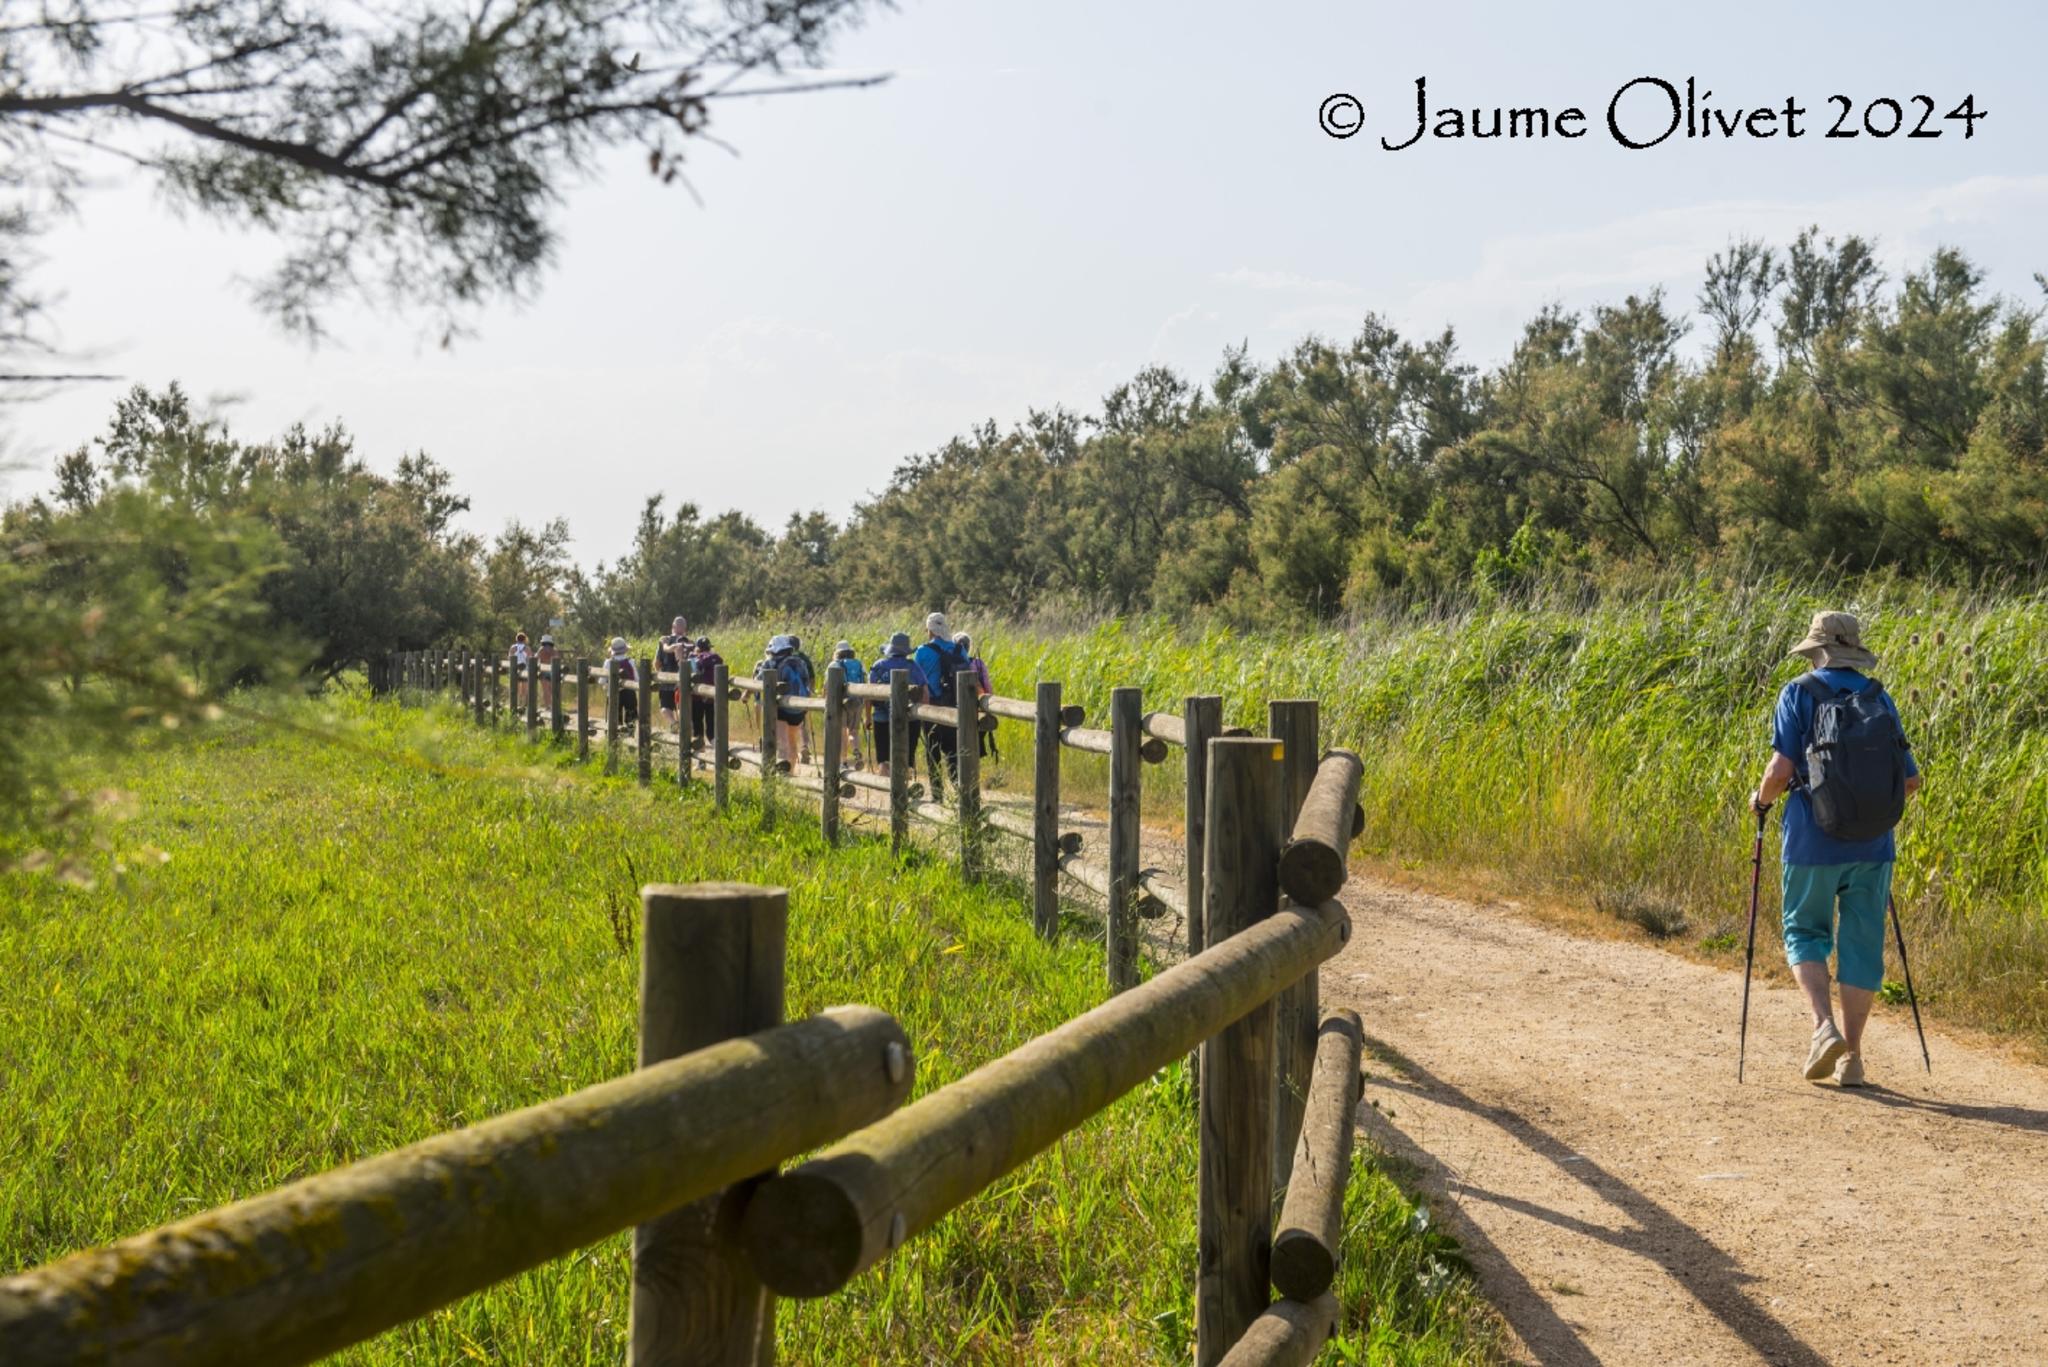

{"left": 835, "top": 640, "right": 854, "bottom": 655}
{"left": 889, "top": 631, "right": 912, "bottom": 654}
{"left": 1790, "top": 610, "right": 1878, "bottom": 671}
{"left": 610, "top": 637, "right": 629, "bottom": 654}
{"left": 539, "top": 635, "right": 555, "bottom": 646}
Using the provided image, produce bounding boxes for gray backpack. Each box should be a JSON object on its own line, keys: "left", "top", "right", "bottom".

{"left": 1795, "top": 674, "right": 1909, "bottom": 841}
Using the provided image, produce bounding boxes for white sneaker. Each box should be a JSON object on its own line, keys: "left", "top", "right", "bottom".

{"left": 1834, "top": 1052, "right": 1868, "bottom": 1087}
{"left": 1805, "top": 1021, "right": 1849, "bottom": 1081}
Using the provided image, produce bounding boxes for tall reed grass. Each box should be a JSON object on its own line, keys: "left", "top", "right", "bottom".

{"left": 721, "top": 575, "right": 2048, "bottom": 1044}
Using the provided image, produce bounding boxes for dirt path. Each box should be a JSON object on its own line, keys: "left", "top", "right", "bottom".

{"left": 1321, "top": 879, "right": 2048, "bottom": 1366}
{"left": 689, "top": 734, "right": 2048, "bottom": 1362}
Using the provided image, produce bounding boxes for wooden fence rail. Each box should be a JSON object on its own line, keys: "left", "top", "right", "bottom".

{"left": 0, "top": 884, "right": 912, "bottom": 1367}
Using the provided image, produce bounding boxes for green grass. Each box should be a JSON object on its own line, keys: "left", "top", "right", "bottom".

{"left": 1, "top": 691, "right": 1499, "bottom": 1364}
{"left": 713, "top": 573, "right": 2048, "bottom": 1049}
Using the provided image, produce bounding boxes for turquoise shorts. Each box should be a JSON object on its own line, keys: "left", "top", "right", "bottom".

{"left": 1782, "top": 861, "right": 1892, "bottom": 992}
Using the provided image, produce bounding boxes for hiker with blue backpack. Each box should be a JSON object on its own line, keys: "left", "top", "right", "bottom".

{"left": 914, "top": 612, "right": 973, "bottom": 799}
{"left": 867, "top": 632, "right": 929, "bottom": 776}
{"left": 756, "top": 635, "right": 809, "bottom": 764}
{"left": 1748, "top": 611, "right": 1925, "bottom": 1087}
{"left": 833, "top": 640, "right": 868, "bottom": 766}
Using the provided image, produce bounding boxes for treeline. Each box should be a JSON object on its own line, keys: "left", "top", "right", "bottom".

{"left": 13, "top": 229, "right": 2048, "bottom": 676}
{"left": 579, "top": 231, "right": 2048, "bottom": 625}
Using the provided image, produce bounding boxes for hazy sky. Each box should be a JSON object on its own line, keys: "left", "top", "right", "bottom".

{"left": 9, "top": 0, "right": 2046, "bottom": 564}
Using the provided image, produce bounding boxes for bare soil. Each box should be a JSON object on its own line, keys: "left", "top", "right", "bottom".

{"left": 1326, "top": 878, "right": 2048, "bottom": 1367}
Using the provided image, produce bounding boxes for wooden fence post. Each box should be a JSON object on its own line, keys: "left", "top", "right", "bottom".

{"left": 1032, "top": 681, "right": 1062, "bottom": 938}
{"left": 713, "top": 663, "right": 731, "bottom": 811}
{"left": 632, "top": 883, "right": 787, "bottom": 1365}
{"left": 467, "top": 654, "right": 480, "bottom": 726}
{"left": 1183, "top": 693, "right": 1223, "bottom": 1089}
{"left": 1268, "top": 699, "right": 1320, "bottom": 1194}
{"left": 606, "top": 657, "right": 623, "bottom": 776}
{"left": 1184, "top": 696, "right": 1223, "bottom": 957}
{"left": 637, "top": 658, "right": 654, "bottom": 786}
{"left": 577, "top": 658, "right": 591, "bottom": 764}
{"left": 676, "top": 663, "right": 691, "bottom": 792}
{"left": 759, "top": 667, "right": 778, "bottom": 831}
{"left": 551, "top": 656, "right": 564, "bottom": 742}
{"left": 956, "top": 672, "right": 981, "bottom": 878}
{"left": 527, "top": 659, "right": 540, "bottom": 742}
{"left": 822, "top": 663, "right": 845, "bottom": 844}
{"left": 1196, "top": 736, "right": 1284, "bottom": 1367}
{"left": 1107, "top": 686, "right": 1143, "bottom": 993}
{"left": 888, "top": 668, "right": 910, "bottom": 853}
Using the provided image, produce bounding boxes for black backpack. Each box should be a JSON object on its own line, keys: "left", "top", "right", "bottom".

{"left": 925, "top": 638, "right": 968, "bottom": 708}
{"left": 1795, "top": 673, "right": 1910, "bottom": 841}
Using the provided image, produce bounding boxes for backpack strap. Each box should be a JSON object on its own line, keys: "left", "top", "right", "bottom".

{"left": 1793, "top": 671, "right": 1837, "bottom": 704}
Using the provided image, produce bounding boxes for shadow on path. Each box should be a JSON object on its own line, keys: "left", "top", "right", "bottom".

{"left": 1362, "top": 1035, "right": 1828, "bottom": 1367}
{"left": 1839, "top": 1085, "right": 2048, "bottom": 1135}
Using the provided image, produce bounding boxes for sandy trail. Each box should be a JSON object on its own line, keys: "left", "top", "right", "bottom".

{"left": 1322, "top": 879, "right": 2048, "bottom": 1367}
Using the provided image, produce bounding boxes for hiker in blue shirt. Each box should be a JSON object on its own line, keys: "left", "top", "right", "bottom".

{"left": 832, "top": 641, "right": 869, "bottom": 766}
{"left": 788, "top": 635, "right": 819, "bottom": 763}
{"left": 1752, "top": 611, "right": 1924, "bottom": 1087}
{"left": 756, "top": 635, "right": 808, "bottom": 764}
{"left": 913, "top": 612, "right": 973, "bottom": 799}
{"left": 866, "top": 632, "right": 928, "bottom": 776}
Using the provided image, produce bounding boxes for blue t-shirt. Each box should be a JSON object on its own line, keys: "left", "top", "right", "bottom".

{"left": 867, "top": 654, "right": 928, "bottom": 720}
{"left": 1772, "top": 667, "right": 1919, "bottom": 866}
{"left": 913, "top": 638, "right": 966, "bottom": 702}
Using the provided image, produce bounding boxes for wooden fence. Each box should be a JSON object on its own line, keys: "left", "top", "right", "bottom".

{"left": 372, "top": 645, "right": 1290, "bottom": 992}
{"left": 0, "top": 649, "right": 1374, "bottom": 1365}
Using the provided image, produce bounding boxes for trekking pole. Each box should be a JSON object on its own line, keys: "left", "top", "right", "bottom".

{"left": 1738, "top": 803, "right": 1766, "bottom": 1083}
{"left": 1888, "top": 892, "right": 1933, "bottom": 1074}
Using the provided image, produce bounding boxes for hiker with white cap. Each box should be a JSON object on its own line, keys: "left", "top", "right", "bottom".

{"left": 913, "top": 611, "right": 971, "bottom": 798}
{"left": 788, "top": 635, "right": 818, "bottom": 763}
{"left": 832, "top": 640, "right": 868, "bottom": 767}
{"left": 609, "top": 636, "right": 639, "bottom": 728}
{"left": 509, "top": 631, "right": 531, "bottom": 711}
{"left": 1751, "top": 610, "right": 1923, "bottom": 1087}
{"left": 756, "top": 634, "right": 808, "bottom": 763}
{"left": 535, "top": 633, "right": 558, "bottom": 712}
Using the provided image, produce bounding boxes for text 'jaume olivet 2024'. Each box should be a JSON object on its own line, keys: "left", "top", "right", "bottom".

{"left": 1316, "top": 77, "right": 1987, "bottom": 150}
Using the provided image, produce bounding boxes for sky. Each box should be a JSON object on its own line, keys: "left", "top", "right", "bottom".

{"left": 7, "top": 0, "right": 2046, "bottom": 565}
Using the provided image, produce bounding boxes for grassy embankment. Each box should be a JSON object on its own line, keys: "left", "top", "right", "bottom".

{"left": 0, "top": 691, "right": 1498, "bottom": 1365}
{"left": 719, "top": 575, "right": 2048, "bottom": 1048}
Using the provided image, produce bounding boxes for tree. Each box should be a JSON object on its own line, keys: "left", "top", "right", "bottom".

{"left": 0, "top": 0, "right": 884, "bottom": 343}
{"left": 38, "top": 384, "right": 483, "bottom": 676}
{"left": 483, "top": 517, "right": 574, "bottom": 642}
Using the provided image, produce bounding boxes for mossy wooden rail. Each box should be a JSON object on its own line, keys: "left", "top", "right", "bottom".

{"left": 0, "top": 884, "right": 912, "bottom": 1367}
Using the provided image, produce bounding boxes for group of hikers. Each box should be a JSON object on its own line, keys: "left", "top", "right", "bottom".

{"left": 491, "top": 605, "right": 1926, "bottom": 1091}
{"left": 737, "top": 611, "right": 994, "bottom": 799}
{"left": 504, "top": 611, "right": 992, "bottom": 800}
